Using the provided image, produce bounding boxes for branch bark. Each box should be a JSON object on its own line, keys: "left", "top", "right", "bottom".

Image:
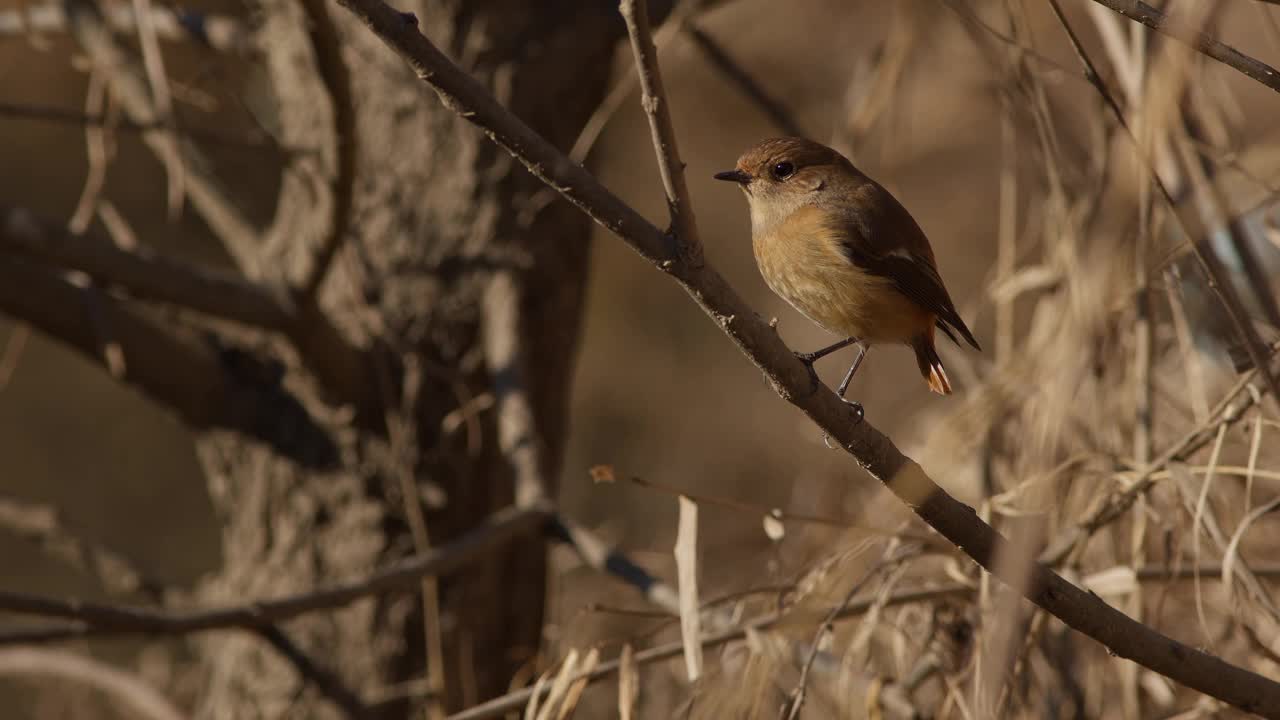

{"left": 0, "top": 261, "right": 340, "bottom": 466}
{"left": 0, "top": 504, "right": 549, "bottom": 643}
{"left": 620, "top": 0, "right": 704, "bottom": 267}
{"left": 0, "top": 206, "right": 294, "bottom": 331}
{"left": 1088, "top": 0, "right": 1280, "bottom": 93}
{"left": 334, "top": 0, "right": 1280, "bottom": 714}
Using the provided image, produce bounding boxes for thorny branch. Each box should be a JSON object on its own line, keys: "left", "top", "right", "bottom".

{"left": 333, "top": 0, "right": 1280, "bottom": 714}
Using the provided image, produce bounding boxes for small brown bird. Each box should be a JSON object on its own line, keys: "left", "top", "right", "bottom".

{"left": 715, "top": 137, "right": 980, "bottom": 404}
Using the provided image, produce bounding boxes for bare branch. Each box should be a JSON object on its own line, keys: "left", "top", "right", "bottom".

{"left": 331, "top": 1, "right": 1280, "bottom": 713}
{"left": 0, "top": 496, "right": 163, "bottom": 598}
{"left": 1088, "top": 0, "right": 1280, "bottom": 93}
{"left": 0, "top": 488, "right": 364, "bottom": 717}
{"left": 683, "top": 23, "right": 804, "bottom": 136}
{"left": 297, "top": 0, "right": 357, "bottom": 300}
{"left": 0, "top": 261, "right": 339, "bottom": 466}
{"left": 1040, "top": 346, "right": 1275, "bottom": 565}
{"left": 0, "top": 100, "right": 275, "bottom": 149}
{"left": 0, "top": 205, "right": 378, "bottom": 416}
{"left": 64, "top": 0, "right": 261, "bottom": 273}
{"left": 0, "top": 503, "right": 549, "bottom": 643}
{"left": 620, "top": 0, "right": 704, "bottom": 267}
{"left": 0, "top": 648, "right": 186, "bottom": 720}
{"left": 255, "top": 625, "right": 370, "bottom": 719}
{"left": 0, "top": 206, "right": 295, "bottom": 331}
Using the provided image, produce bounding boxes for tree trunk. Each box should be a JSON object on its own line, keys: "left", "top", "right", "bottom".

{"left": 187, "top": 2, "right": 625, "bottom": 715}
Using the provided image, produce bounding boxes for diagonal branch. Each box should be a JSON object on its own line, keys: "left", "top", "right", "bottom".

{"left": 332, "top": 0, "right": 1280, "bottom": 714}
{"left": 0, "top": 101, "right": 273, "bottom": 149}
{"left": 1087, "top": 0, "right": 1280, "bottom": 93}
{"left": 683, "top": 23, "right": 804, "bottom": 137}
{"left": 0, "top": 205, "right": 379, "bottom": 418}
{"left": 0, "top": 503, "right": 550, "bottom": 644}
{"left": 0, "top": 206, "right": 295, "bottom": 331}
{"left": 0, "top": 261, "right": 340, "bottom": 467}
{"left": 255, "top": 626, "right": 370, "bottom": 719}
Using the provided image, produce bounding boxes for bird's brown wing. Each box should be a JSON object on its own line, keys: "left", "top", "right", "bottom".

{"left": 833, "top": 183, "right": 982, "bottom": 351}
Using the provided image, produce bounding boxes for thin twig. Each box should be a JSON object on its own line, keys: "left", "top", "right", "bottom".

{"left": 548, "top": 516, "right": 680, "bottom": 616}
{"left": 0, "top": 504, "right": 550, "bottom": 644}
{"left": 1045, "top": 0, "right": 1280, "bottom": 435}
{"left": 683, "top": 23, "right": 803, "bottom": 136}
{"left": 620, "top": 0, "right": 704, "bottom": 267}
{"left": 783, "top": 547, "right": 905, "bottom": 720}
{"left": 68, "top": 70, "right": 110, "bottom": 235}
{"left": 64, "top": 0, "right": 261, "bottom": 273}
{"left": 0, "top": 100, "right": 274, "bottom": 148}
{"left": 131, "top": 0, "right": 184, "bottom": 220}
{"left": 1040, "top": 348, "right": 1274, "bottom": 565}
{"left": 255, "top": 625, "right": 370, "bottom": 719}
{"left": 335, "top": 0, "right": 1280, "bottom": 713}
{"left": 446, "top": 586, "right": 970, "bottom": 720}
{"left": 0, "top": 495, "right": 164, "bottom": 599}
{"left": 1088, "top": 0, "right": 1280, "bottom": 93}
{"left": 297, "top": 0, "right": 357, "bottom": 300}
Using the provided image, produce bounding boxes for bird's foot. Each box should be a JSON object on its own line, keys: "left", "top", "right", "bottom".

{"left": 822, "top": 399, "right": 865, "bottom": 449}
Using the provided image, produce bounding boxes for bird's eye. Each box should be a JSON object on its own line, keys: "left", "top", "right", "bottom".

{"left": 772, "top": 161, "right": 795, "bottom": 180}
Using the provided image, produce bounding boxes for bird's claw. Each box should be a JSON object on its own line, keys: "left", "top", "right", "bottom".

{"left": 822, "top": 398, "right": 865, "bottom": 449}
{"left": 794, "top": 351, "right": 821, "bottom": 395}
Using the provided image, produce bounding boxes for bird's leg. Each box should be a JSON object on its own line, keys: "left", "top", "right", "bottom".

{"left": 824, "top": 344, "right": 868, "bottom": 448}
{"left": 835, "top": 344, "right": 867, "bottom": 399}
{"left": 794, "top": 336, "right": 860, "bottom": 392}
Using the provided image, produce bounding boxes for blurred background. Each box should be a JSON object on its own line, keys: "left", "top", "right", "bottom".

{"left": 4, "top": 0, "right": 1280, "bottom": 717}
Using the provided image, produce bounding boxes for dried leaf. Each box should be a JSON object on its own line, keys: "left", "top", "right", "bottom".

{"left": 1140, "top": 670, "right": 1175, "bottom": 707}
{"left": 1082, "top": 566, "right": 1138, "bottom": 597}
{"left": 1223, "top": 497, "right": 1280, "bottom": 608}
{"left": 618, "top": 643, "right": 637, "bottom": 720}
{"left": 557, "top": 648, "right": 599, "bottom": 720}
{"left": 524, "top": 659, "right": 557, "bottom": 720}
{"left": 533, "top": 649, "right": 579, "bottom": 720}
{"left": 674, "top": 495, "right": 703, "bottom": 681}
{"left": 762, "top": 511, "right": 785, "bottom": 541}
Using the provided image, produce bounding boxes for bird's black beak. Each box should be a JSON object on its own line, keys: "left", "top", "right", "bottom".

{"left": 713, "top": 169, "right": 750, "bottom": 185}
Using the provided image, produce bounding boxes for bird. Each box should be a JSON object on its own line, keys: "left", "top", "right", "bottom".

{"left": 714, "top": 137, "right": 980, "bottom": 410}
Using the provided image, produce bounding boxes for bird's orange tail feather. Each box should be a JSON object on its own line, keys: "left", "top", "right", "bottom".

{"left": 913, "top": 326, "right": 952, "bottom": 396}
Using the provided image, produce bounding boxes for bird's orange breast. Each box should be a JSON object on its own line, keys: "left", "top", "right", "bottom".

{"left": 753, "top": 205, "right": 932, "bottom": 345}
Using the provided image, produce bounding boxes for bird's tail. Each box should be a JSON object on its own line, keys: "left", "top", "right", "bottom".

{"left": 913, "top": 327, "right": 952, "bottom": 395}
